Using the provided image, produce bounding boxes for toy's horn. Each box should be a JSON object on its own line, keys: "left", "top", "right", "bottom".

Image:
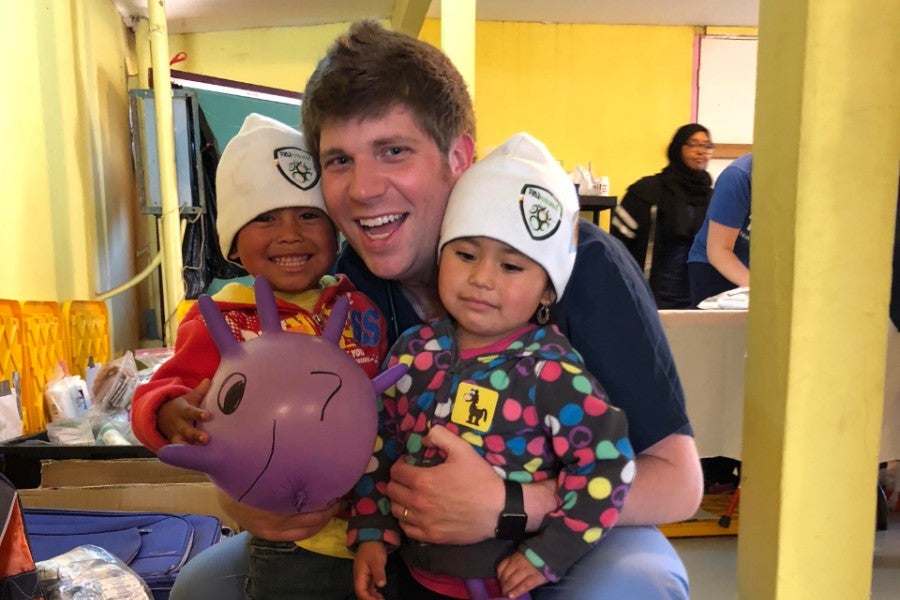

{"left": 254, "top": 276, "right": 282, "bottom": 334}
{"left": 372, "top": 363, "right": 408, "bottom": 396}
{"left": 199, "top": 295, "right": 241, "bottom": 358}
{"left": 323, "top": 295, "right": 350, "bottom": 344}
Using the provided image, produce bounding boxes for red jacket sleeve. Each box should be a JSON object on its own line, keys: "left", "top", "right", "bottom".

{"left": 130, "top": 314, "right": 220, "bottom": 452}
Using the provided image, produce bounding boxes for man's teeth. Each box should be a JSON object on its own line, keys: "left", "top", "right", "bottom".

{"left": 359, "top": 214, "right": 402, "bottom": 228}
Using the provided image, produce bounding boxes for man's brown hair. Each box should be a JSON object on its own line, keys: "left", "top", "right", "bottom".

{"left": 301, "top": 19, "right": 476, "bottom": 162}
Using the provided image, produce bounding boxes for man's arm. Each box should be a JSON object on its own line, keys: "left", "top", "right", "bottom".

{"left": 216, "top": 489, "right": 344, "bottom": 541}
{"left": 616, "top": 433, "right": 703, "bottom": 525}
{"left": 387, "top": 426, "right": 703, "bottom": 545}
{"left": 707, "top": 221, "right": 750, "bottom": 288}
{"left": 385, "top": 425, "right": 556, "bottom": 545}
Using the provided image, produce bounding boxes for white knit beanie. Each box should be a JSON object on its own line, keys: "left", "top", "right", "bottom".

{"left": 216, "top": 113, "right": 327, "bottom": 261}
{"left": 439, "top": 132, "right": 579, "bottom": 298}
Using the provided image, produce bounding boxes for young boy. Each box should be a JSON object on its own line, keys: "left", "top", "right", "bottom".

{"left": 131, "top": 113, "right": 389, "bottom": 599}
{"left": 349, "top": 133, "right": 635, "bottom": 600}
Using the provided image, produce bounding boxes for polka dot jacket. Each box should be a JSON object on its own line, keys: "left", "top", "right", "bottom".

{"left": 348, "top": 318, "right": 635, "bottom": 582}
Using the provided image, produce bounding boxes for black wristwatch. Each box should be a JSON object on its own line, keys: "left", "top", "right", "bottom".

{"left": 495, "top": 480, "right": 527, "bottom": 540}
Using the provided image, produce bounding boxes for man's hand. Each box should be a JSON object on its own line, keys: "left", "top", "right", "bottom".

{"left": 386, "top": 424, "right": 504, "bottom": 544}
{"left": 157, "top": 379, "right": 211, "bottom": 444}
{"left": 216, "top": 489, "right": 346, "bottom": 541}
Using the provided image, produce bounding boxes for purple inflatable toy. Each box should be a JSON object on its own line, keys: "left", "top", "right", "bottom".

{"left": 157, "top": 276, "right": 407, "bottom": 514}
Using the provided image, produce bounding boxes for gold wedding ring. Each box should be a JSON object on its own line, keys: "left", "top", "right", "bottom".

{"left": 402, "top": 507, "right": 409, "bottom": 519}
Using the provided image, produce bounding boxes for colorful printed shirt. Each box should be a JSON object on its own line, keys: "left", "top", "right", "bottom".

{"left": 131, "top": 274, "right": 388, "bottom": 560}
{"left": 348, "top": 319, "right": 635, "bottom": 583}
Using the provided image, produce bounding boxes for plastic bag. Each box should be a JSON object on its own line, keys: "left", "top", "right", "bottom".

{"left": 91, "top": 352, "right": 139, "bottom": 412}
{"left": 46, "top": 417, "right": 94, "bottom": 446}
{"left": 0, "top": 378, "right": 22, "bottom": 442}
{"left": 44, "top": 364, "right": 91, "bottom": 423}
{"left": 36, "top": 544, "right": 152, "bottom": 600}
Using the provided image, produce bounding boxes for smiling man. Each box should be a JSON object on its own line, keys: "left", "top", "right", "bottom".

{"left": 170, "top": 20, "right": 703, "bottom": 600}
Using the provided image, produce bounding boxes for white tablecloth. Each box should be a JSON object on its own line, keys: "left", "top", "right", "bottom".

{"left": 659, "top": 310, "right": 900, "bottom": 462}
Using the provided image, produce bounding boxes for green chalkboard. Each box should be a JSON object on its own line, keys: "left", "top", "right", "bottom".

{"left": 169, "top": 70, "right": 302, "bottom": 152}
{"left": 191, "top": 88, "right": 302, "bottom": 151}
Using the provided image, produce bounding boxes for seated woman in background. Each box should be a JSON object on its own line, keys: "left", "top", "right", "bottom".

{"left": 611, "top": 123, "right": 714, "bottom": 309}
{"left": 687, "top": 153, "right": 753, "bottom": 307}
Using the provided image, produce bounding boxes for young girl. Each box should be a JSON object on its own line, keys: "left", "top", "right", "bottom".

{"left": 131, "top": 113, "right": 390, "bottom": 599}
{"left": 349, "top": 133, "right": 635, "bottom": 600}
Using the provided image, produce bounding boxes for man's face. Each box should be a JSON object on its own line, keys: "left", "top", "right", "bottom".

{"left": 318, "top": 107, "right": 472, "bottom": 286}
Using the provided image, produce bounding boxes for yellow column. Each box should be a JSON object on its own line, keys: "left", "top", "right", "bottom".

{"left": 147, "top": 0, "right": 185, "bottom": 345}
{"left": 440, "top": 0, "right": 476, "bottom": 100}
{"left": 739, "top": 0, "right": 900, "bottom": 598}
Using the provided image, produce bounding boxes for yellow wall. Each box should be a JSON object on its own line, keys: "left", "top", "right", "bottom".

{"left": 472, "top": 22, "right": 696, "bottom": 199}
{"left": 167, "top": 23, "right": 361, "bottom": 96}
{"left": 0, "top": 7, "right": 701, "bottom": 354}
{"left": 0, "top": 0, "right": 141, "bottom": 354}
{"left": 171, "top": 19, "right": 698, "bottom": 202}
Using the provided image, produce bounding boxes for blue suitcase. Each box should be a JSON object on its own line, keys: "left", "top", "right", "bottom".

{"left": 23, "top": 508, "right": 230, "bottom": 599}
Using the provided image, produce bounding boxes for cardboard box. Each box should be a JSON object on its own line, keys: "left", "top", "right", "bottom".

{"left": 16, "top": 459, "right": 238, "bottom": 531}
{"left": 38, "top": 458, "right": 208, "bottom": 487}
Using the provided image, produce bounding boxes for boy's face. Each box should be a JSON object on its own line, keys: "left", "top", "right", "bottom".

{"left": 318, "top": 106, "right": 474, "bottom": 287}
{"left": 438, "top": 237, "right": 555, "bottom": 350}
{"left": 231, "top": 207, "right": 337, "bottom": 294}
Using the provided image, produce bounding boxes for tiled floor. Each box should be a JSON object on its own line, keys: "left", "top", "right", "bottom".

{"left": 673, "top": 511, "right": 900, "bottom": 598}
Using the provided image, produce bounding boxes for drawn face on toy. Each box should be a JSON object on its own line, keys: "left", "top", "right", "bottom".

{"left": 157, "top": 276, "right": 406, "bottom": 513}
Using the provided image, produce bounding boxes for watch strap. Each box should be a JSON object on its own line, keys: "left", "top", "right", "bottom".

{"left": 495, "top": 479, "right": 527, "bottom": 540}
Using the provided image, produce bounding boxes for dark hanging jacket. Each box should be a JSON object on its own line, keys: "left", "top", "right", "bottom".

{"left": 611, "top": 159, "right": 712, "bottom": 309}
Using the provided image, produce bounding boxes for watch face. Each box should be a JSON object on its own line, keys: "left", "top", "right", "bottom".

{"left": 497, "top": 513, "right": 528, "bottom": 540}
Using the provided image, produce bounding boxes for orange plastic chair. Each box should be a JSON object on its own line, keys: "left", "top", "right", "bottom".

{"left": 62, "top": 300, "right": 111, "bottom": 379}
{"left": 0, "top": 300, "right": 27, "bottom": 438}
{"left": 21, "top": 301, "right": 70, "bottom": 434}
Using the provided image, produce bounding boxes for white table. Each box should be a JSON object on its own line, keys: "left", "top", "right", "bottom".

{"left": 659, "top": 310, "right": 900, "bottom": 462}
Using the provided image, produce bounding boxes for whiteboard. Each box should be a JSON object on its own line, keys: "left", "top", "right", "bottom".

{"left": 697, "top": 37, "right": 757, "bottom": 145}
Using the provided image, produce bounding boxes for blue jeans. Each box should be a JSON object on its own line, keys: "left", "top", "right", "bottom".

{"left": 170, "top": 532, "right": 400, "bottom": 600}
{"left": 531, "top": 526, "right": 689, "bottom": 600}
{"left": 170, "top": 527, "right": 688, "bottom": 599}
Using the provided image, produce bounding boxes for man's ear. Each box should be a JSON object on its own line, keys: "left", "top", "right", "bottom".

{"left": 447, "top": 133, "right": 475, "bottom": 177}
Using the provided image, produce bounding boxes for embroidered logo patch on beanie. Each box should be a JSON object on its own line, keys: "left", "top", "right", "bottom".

{"left": 519, "top": 184, "right": 563, "bottom": 241}
{"left": 275, "top": 146, "right": 319, "bottom": 191}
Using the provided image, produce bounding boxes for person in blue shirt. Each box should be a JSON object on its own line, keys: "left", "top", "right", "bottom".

{"left": 687, "top": 153, "right": 753, "bottom": 306}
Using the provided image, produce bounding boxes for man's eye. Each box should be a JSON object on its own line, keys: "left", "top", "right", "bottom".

{"left": 384, "top": 146, "right": 407, "bottom": 158}
{"left": 323, "top": 156, "right": 349, "bottom": 169}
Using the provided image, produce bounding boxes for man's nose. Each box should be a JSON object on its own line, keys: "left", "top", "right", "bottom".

{"left": 349, "top": 158, "right": 387, "bottom": 202}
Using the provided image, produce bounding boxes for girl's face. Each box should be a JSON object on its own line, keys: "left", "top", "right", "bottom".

{"left": 680, "top": 131, "right": 714, "bottom": 171}
{"left": 438, "top": 237, "right": 555, "bottom": 350}
{"left": 231, "top": 207, "right": 337, "bottom": 294}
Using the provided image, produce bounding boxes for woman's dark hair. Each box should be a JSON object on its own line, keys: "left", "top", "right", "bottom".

{"left": 666, "top": 123, "right": 711, "bottom": 167}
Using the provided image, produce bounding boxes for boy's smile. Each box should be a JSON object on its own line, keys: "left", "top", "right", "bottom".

{"left": 231, "top": 207, "right": 337, "bottom": 294}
